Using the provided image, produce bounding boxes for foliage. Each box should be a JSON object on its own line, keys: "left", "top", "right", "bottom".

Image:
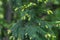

{"left": 10, "top": 0, "right": 60, "bottom": 40}
{"left": 0, "top": 0, "right": 60, "bottom": 40}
